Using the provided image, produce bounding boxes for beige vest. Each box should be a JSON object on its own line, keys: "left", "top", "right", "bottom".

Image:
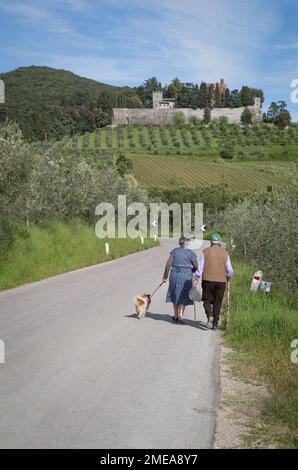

{"left": 202, "top": 245, "right": 228, "bottom": 282}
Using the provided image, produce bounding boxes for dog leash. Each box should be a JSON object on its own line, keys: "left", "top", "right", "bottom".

{"left": 150, "top": 281, "right": 166, "bottom": 299}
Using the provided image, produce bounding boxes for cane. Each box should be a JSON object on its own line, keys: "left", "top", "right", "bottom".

{"left": 226, "top": 280, "right": 231, "bottom": 327}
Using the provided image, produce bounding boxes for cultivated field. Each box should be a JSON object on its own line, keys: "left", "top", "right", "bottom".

{"left": 129, "top": 157, "right": 293, "bottom": 192}
{"left": 52, "top": 122, "right": 298, "bottom": 193}
{"left": 58, "top": 122, "right": 298, "bottom": 159}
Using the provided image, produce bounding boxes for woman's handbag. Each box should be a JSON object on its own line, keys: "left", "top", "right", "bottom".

{"left": 188, "top": 284, "right": 202, "bottom": 302}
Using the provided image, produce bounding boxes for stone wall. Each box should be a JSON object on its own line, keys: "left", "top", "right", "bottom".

{"left": 113, "top": 103, "right": 261, "bottom": 125}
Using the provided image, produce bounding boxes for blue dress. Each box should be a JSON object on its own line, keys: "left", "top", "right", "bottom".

{"left": 166, "top": 247, "right": 197, "bottom": 305}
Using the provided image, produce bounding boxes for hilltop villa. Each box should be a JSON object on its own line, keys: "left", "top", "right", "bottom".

{"left": 112, "top": 81, "right": 262, "bottom": 125}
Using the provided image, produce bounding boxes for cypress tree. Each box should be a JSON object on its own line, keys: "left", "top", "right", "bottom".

{"left": 199, "top": 82, "right": 208, "bottom": 108}
{"left": 224, "top": 88, "right": 231, "bottom": 108}
{"left": 215, "top": 83, "right": 221, "bottom": 108}
{"left": 203, "top": 107, "right": 211, "bottom": 124}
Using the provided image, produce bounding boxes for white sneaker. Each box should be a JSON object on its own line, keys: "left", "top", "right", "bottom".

{"left": 207, "top": 316, "right": 214, "bottom": 329}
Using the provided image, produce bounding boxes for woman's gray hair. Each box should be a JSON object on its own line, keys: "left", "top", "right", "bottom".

{"left": 179, "top": 235, "right": 191, "bottom": 247}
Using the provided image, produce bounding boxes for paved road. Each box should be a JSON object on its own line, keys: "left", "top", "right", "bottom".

{"left": 0, "top": 238, "right": 221, "bottom": 449}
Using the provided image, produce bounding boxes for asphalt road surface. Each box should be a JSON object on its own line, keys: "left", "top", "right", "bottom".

{"left": 0, "top": 238, "right": 221, "bottom": 449}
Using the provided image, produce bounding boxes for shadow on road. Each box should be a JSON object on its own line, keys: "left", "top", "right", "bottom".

{"left": 125, "top": 312, "right": 209, "bottom": 330}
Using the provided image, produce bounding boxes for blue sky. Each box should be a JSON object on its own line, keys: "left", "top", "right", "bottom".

{"left": 0, "top": 0, "right": 298, "bottom": 120}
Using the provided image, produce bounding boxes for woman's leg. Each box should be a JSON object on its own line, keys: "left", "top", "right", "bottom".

{"left": 172, "top": 303, "right": 178, "bottom": 319}
{"left": 178, "top": 304, "right": 185, "bottom": 320}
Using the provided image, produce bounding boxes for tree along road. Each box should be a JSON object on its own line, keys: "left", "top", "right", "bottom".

{"left": 0, "top": 238, "right": 221, "bottom": 449}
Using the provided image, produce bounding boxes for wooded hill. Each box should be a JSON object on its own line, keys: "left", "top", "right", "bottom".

{"left": 0, "top": 66, "right": 143, "bottom": 140}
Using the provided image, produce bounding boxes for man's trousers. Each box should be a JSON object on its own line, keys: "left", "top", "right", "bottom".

{"left": 202, "top": 280, "right": 226, "bottom": 326}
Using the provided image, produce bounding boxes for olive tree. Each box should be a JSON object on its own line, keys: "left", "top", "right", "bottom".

{"left": 220, "top": 181, "right": 298, "bottom": 288}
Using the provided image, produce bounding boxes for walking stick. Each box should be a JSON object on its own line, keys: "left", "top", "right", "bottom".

{"left": 226, "top": 280, "right": 231, "bottom": 327}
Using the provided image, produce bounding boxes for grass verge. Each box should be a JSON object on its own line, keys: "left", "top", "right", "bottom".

{"left": 223, "top": 258, "right": 298, "bottom": 447}
{"left": 0, "top": 220, "right": 157, "bottom": 290}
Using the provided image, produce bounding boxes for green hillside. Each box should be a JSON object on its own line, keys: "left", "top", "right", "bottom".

{"left": 0, "top": 66, "right": 143, "bottom": 140}
{"left": 52, "top": 121, "right": 297, "bottom": 194}
{"left": 72, "top": 122, "right": 298, "bottom": 158}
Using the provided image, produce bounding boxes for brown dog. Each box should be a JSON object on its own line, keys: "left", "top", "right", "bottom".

{"left": 134, "top": 294, "right": 151, "bottom": 319}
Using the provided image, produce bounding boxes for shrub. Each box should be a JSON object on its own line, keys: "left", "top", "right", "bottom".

{"left": 220, "top": 182, "right": 298, "bottom": 289}
{"left": 273, "top": 111, "right": 291, "bottom": 129}
{"left": 189, "top": 115, "right": 200, "bottom": 126}
{"left": 173, "top": 112, "right": 186, "bottom": 127}
{"left": 115, "top": 154, "right": 133, "bottom": 176}
{"left": 241, "top": 107, "right": 253, "bottom": 124}
{"left": 218, "top": 116, "right": 229, "bottom": 126}
{"left": 0, "top": 122, "right": 148, "bottom": 233}
{"left": 203, "top": 107, "right": 211, "bottom": 124}
{"left": 220, "top": 145, "right": 234, "bottom": 160}
{"left": 0, "top": 122, "right": 35, "bottom": 240}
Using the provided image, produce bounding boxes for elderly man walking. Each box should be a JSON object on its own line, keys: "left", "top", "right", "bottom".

{"left": 194, "top": 233, "right": 233, "bottom": 330}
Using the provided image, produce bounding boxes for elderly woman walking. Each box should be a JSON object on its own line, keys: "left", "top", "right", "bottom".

{"left": 163, "top": 235, "right": 198, "bottom": 324}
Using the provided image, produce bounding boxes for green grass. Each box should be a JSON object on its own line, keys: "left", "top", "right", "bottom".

{"left": 224, "top": 258, "right": 298, "bottom": 446}
{"left": 0, "top": 221, "right": 157, "bottom": 290}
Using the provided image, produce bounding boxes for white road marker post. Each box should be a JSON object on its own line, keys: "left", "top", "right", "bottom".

{"left": 141, "top": 236, "right": 144, "bottom": 245}
{"left": 0, "top": 339, "right": 5, "bottom": 364}
{"left": 250, "top": 271, "right": 263, "bottom": 292}
{"left": 152, "top": 221, "right": 158, "bottom": 243}
{"left": 105, "top": 242, "right": 110, "bottom": 255}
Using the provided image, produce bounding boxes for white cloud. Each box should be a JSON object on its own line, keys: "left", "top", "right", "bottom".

{"left": 0, "top": 0, "right": 288, "bottom": 94}
{"left": 94, "top": 0, "right": 279, "bottom": 88}
{"left": 43, "top": 54, "right": 155, "bottom": 84}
